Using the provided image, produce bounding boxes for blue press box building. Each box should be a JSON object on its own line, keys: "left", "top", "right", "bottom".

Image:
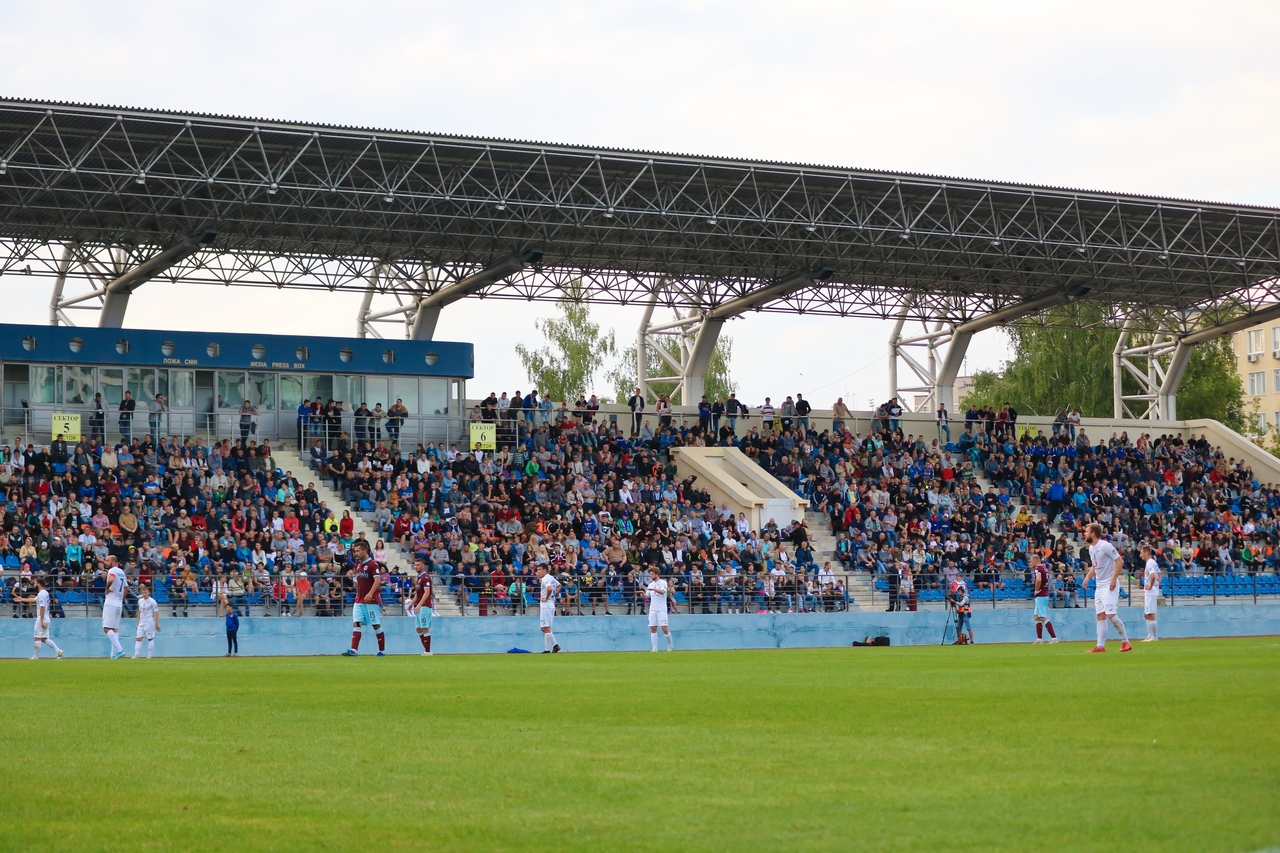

{"left": 0, "top": 323, "right": 474, "bottom": 447}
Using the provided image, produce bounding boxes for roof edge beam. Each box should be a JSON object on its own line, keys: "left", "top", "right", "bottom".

{"left": 409, "top": 251, "right": 540, "bottom": 340}
{"left": 935, "top": 284, "right": 1090, "bottom": 410}
{"left": 705, "top": 267, "right": 833, "bottom": 322}
{"left": 1155, "top": 302, "right": 1280, "bottom": 418}
{"left": 1179, "top": 302, "right": 1280, "bottom": 347}
{"left": 97, "top": 230, "right": 216, "bottom": 328}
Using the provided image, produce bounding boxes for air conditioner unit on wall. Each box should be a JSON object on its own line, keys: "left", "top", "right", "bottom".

{"left": 1272, "top": 349, "right": 1280, "bottom": 359}
{"left": 1249, "top": 353, "right": 1261, "bottom": 362}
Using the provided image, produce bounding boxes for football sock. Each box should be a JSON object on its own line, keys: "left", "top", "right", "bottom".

{"left": 544, "top": 633, "right": 552, "bottom": 651}
{"left": 651, "top": 633, "right": 658, "bottom": 651}
{"left": 148, "top": 639, "right": 155, "bottom": 656}
{"left": 42, "top": 638, "right": 61, "bottom": 654}
{"left": 33, "top": 641, "right": 40, "bottom": 657}
{"left": 134, "top": 639, "right": 143, "bottom": 657}
{"left": 376, "top": 632, "right": 386, "bottom": 652}
{"left": 109, "top": 630, "right": 123, "bottom": 654}
{"left": 420, "top": 634, "right": 431, "bottom": 652}
{"left": 350, "top": 630, "right": 361, "bottom": 651}
{"left": 1151, "top": 619, "right": 1157, "bottom": 639}
{"left": 1044, "top": 621, "right": 1056, "bottom": 639}
{"left": 1096, "top": 620, "right": 1108, "bottom": 647}
{"left": 1035, "top": 623, "right": 1043, "bottom": 639}
{"left": 666, "top": 632, "right": 674, "bottom": 650}
{"left": 1109, "top": 615, "right": 1128, "bottom": 642}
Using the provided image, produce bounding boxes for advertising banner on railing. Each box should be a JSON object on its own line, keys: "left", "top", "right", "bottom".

{"left": 470, "top": 421, "right": 496, "bottom": 450}
{"left": 51, "top": 413, "right": 81, "bottom": 441}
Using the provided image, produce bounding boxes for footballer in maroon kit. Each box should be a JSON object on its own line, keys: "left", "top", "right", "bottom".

{"left": 343, "top": 540, "right": 386, "bottom": 656}
{"left": 411, "top": 559, "right": 435, "bottom": 655}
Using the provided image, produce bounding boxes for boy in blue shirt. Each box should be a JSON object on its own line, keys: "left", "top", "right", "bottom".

{"left": 224, "top": 603, "right": 240, "bottom": 657}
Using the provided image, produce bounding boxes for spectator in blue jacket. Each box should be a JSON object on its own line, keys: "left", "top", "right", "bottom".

{"left": 225, "top": 604, "right": 240, "bottom": 656}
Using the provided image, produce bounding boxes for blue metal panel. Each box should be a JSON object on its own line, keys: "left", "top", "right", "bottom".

{"left": 0, "top": 323, "right": 473, "bottom": 378}
{"left": 4, "top": 606, "right": 1280, "bottom": 658}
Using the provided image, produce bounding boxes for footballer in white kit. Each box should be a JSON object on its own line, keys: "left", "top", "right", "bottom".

{"left": 31, "top": 577, "right": 64, "bottom": 659}
{"left": 537, "top": 565, "right": 562, "bottom": 653}
{"left": 1082, "top": 523, "right": 1131, "bottom": 653}
{"left": 645, "top": 567, "right": 674, "bottom": 651}
{"left": 133, "top": 585, "right": 161, "bottom": 658}
{"left": 101, "top": 557, "right": 128, "bottom": 659}
{"left": 1141, "top": 545, "right": 1161, "bottom": 641}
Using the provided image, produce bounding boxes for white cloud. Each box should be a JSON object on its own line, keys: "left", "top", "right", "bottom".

{"left": 1, "top": 0, "right": 1274, "bottom": 404}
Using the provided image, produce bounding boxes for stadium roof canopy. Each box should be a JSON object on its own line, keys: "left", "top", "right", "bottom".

{"left": 1, "top": 97, "right": 1279, "bottom": 334}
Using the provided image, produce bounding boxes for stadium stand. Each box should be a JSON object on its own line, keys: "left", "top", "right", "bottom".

{"left": 3, "top": 392, "right": 1278, "bottom": 623}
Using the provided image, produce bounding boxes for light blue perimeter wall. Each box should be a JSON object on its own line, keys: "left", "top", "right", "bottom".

{"left": 4, "top": 605, "right": 1279, "bottom": 658}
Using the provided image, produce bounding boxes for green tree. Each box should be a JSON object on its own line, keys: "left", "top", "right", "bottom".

{"left": 605, "top": 336, "right": 737, "bottom": 405}
{"left": 514, "top": 288, "right": 616, "bottom": 403}
{"left": 959, "top": 305, "right": 1245, "bottom": 431}
{"left": 959, "top": 304, "right": 1118, "bottom": 417}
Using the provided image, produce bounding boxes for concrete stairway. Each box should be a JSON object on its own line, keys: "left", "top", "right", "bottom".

{"left": 299, "top": 454, "right": 462, "bottom": 617}
{"left": 803, "top": 509, "right": 878, "bottom": 611}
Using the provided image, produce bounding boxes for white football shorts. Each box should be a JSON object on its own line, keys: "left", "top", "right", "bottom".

{"left": 1093, "top": 585, "right": 1119, "bottom": 616}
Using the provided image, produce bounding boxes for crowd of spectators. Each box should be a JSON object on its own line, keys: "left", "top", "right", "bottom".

{"left": 4, "top": 385, "right": 1279, "bottom": 623}
{"left": 799, "top": 398, "right": 1280, "bottom": 607}
{"left": 0, "top": 430, "right": 415, "bottom": 620}
{"left": 320, "top": 389, "right": 849, "bottom": 615}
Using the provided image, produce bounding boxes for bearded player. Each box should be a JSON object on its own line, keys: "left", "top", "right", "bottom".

{"left": 342, "top": 540, "right": 386, "bottom": 657}
{"left": 1030, "top": 553, "right": 1058, "bottom": 644}
{"left": 645, "top": 566, "right": 674, "bottom": 651}
{"left": 102, "top": 556, "right": 127, "bottom": 659}
{"left": 1082, "top": 523, "right": 1132, "bottom": 653}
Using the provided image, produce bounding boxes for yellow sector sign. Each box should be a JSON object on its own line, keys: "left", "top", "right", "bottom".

{"left": 52, "top": 413, "right": 82, "bottom": 441}
{"left": 470, "top": 422, "right": 496, "bottom": 450}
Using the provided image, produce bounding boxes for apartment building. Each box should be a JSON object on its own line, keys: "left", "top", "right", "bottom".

{"left": 1234, "top": 322, "right": 1280, "bottom": 434}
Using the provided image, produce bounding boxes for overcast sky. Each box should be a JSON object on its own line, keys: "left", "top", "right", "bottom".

{"left": 2, "top": 1, "right": 1277, "bottom": 407}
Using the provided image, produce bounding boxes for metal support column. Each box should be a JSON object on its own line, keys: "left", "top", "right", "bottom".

{"left": 356, "top": 263, "right": 384, "bottom": 339}
{"left": 48, "top": 232, "right": 216, "bottom": 327}
{"left": 1112, "top": 302, "right": 1280, "bottom": 420}
{"left": 889, "top": 304, "right": 951, "bottom": 412}
{"left": 409, "top": 252, "right": 539, "bottom": 340}
{"left": 47, "top": 242, "right": 75, "bottom": 326}
{"left": 887, "top": 286, "right": 1089, "bottom": 413}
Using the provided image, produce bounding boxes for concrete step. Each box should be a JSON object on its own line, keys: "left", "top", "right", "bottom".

{"left": 306, "top": 476, "right": 461, "bottom": 617}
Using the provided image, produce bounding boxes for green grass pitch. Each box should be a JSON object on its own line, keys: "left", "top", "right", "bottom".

{"left": 3, "top": 639, "right": 1277, "bottom": 852}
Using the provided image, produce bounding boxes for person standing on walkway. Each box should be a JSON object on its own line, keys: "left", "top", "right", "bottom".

{"left": 148, "top": 394, "right": 167, "bottom": 445}
{"left": 238, "top": 399, "right": 258, "bottom": 444}
{"left": 224, "top": 603, "right": 240, "bottom": 656}
{"left": 627, "top": 388, "right": 645, "bottom": 436}
{"left": 118, "top": 391, "right": 136, "bottom": 443}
